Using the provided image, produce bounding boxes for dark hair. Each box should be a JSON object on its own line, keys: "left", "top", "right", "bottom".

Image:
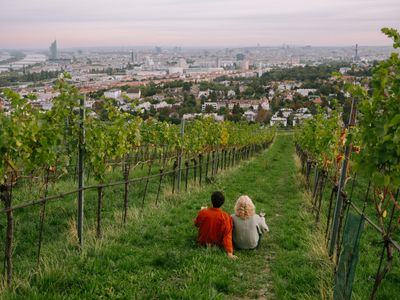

{"left": 211, "top": 191, "right": 225, "bottom": 208}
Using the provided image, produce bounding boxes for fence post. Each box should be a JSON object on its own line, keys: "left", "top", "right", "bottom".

{"left": 36, "top": 169, "right": 50, "bottom": 267}
{"left": 177, "top": 119, "right": 185, "bottom": 192}
{"left": 329, "top": 98, "right": 357, "bottom": 257}
{"left": 123, "top": 163, "right": 130, "bottom": 223}
{"left": 205, "top": 152, "right": 210, "bottom": 179}
{"left": 193, "top": 158, "right": 197, "bottom": 183}
{"left": 315, "top": 171, "right": 327, "bottom": 223}
{"left": 211, "top": 151, "right": 215, "bottom": 176}
{"left": 215, "top": 149, "right": 220, "bottom": 175}
{"left": 199, "top": 154, "right": 203, "bottom": 186}
{"left": 77, "top": 96, "right": 85, "bottom": 250}
{"left": 172, "top": 160, "right": 178, "bottom": 194}
{"left": 142, "top": 162, "right": 153, "bottom": 209}
{"left": 185, "top": 161, "right": 189, "bottom": 191}
{"left": 224, "top": 150, "right": 228, "bottom": 170}
{"left": 97, "top": 186, "right": 103, "bottom": 238}
{"left": 156, "top": 169, "right": 164, "bottom": 205}
{"left": 1, "top": 184, "right": 13, "bottom": 288}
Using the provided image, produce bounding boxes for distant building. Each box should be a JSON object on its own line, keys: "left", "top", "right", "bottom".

{"left": 227, "top": 90, "right": 236, "bottom": 98}
{"left": 292, "top": 110, "right": 313, "bottom": 126}
{"left": 126, "top": 88, "right": 141, "bottom": 99}
{"left": 280, "top": 108, "right": 293, "bottom": 118}
{"left": 104, "top": 89, "right": 122, "bottom": 99}
{"left": 260, "top": 99, "right": 270, "bottom": 110}
{"left": 49, "top": 40, "right": 57, "bottom": 60}
{"left": 295, "top": 88, "right": 317, "bottom": 97}
{"left": 243, "top": 110, "right": 256, "bottom": 122}
{"left": 168, "top": 67, "right": 184, "bottom": 75}
{"left": 154, "top": 101, "right": 171, "bottom": 110}
{"left": 202, "top": 102, "right": 218, "bottom": 112}
{"left": 339, "top": 67, "right": 351, "bottom": 74}
{"left": 198, "top": 90, "right": 210, "bottom": 98}
{"left": 241, "top": 60, "right": 249, "bottom": 71}
{"left": 270, "top": 116, "right": 287, "bottom": 127}
{"left": 183, "top": 113, "right": 224, "bottom": 122}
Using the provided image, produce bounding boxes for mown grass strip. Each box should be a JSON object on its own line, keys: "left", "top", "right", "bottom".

{"left": 4, "top": 134, "right": 333, "bottom": 299}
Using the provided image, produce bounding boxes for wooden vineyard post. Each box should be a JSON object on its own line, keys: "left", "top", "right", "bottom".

{"left": 185, "top": 161, "right": 189, "bottom": 191}
{"left": 77, "top": 96, "right": 85, "bottom": 250}
{"left": 215, "top": 149, "right": 220, "bottom": 175}
{"left": 172, "top": 160, "right": 178, "bottom": 194}
{"left": 123, "top": 162, "right": 130, "bottom": 223}
{"left": 224, "top": 150, "right": 228, "bottom": 170}
{"left": 329, "top": 98, "right": 357, "bottom": 257}
{"left": 156, "top": 169, "right": 164, "bottom": 205}
{"left": 198, "top": 154, "right": 203, "bottom": 186}
{"left": 177, "top": 119, "right": 185, "bottom": 193}
{"left": 1, "top": 184, "right": 13, "bottom": 288}
{"left": 97, "top": 186, "right": 103, "bottom": 238}
{"left": 211, "top": 151, "right": 215, "bottom": 177}
{"left": 205, "top": 152, "right": 210, "bottom": 179}
{"left": 141, "top": 162, "right": 153, "bottom": 209}
{"left": 325, "top": 185, "right": 338, "bottom": 243}
{"left": 36, "top": 169, "right": 51, "bottom": 267}
{"left": 192, "top": 158, "right": 197, "bottom": 183}
{"left": 315, "top": 170, "right": 327, "bottom": 223}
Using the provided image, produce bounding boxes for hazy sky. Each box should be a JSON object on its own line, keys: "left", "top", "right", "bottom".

{"left": 1, "top": 0, "right": 399, "bottom": 48}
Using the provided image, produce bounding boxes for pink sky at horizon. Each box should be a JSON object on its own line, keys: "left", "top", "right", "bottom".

{"left": 1, "top": 0, "right": 399, "bottom": 49}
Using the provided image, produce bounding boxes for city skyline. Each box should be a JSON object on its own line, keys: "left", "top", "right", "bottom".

{"left": 1, "top": 0, "right": 399, "bottom": 49}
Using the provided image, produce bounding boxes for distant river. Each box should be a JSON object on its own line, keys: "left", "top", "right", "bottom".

{"left": 0, "top": 53, "right": 47, "bottom": 72}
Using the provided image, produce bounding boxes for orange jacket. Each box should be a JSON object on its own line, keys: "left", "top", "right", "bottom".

{"left": 194, "top": 208, "right": 233, "bottom": 254}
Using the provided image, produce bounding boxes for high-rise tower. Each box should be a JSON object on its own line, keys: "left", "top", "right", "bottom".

{"left": 49, "top": 40, "right": 57, "bottom": 60}
{"left": 354, "top": 44, "right": 360, "bottom": 62}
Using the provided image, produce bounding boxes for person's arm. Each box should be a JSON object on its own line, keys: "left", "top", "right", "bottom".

{"left": 194, "top": 210, "right": 204, "bottom": 227}
{"left": 222, "top": 216, "right": 237, "bottom": 259}
{"left": 257, "top": 215, "right": 269, "bottom": 234}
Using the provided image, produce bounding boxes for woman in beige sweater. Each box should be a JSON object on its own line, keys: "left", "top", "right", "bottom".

{"left": 231, "top": 195, "right": 269, "bottom": 250}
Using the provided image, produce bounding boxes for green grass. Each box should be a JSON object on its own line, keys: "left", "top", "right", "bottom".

{"left": 1, "top": 134, "right": 336, "bottom": 299}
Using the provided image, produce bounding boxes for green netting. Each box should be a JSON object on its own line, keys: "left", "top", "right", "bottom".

{"left": 334, "top": 213, "right": 364, "bottom": 300}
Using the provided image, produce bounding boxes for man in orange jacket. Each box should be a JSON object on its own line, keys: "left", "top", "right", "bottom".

{"left": 194, "top": 191, "right": 237, "bottom": 259}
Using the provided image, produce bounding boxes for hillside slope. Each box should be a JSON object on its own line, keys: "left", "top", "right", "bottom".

{"left": 6, "top": 134, "right": 332, "bottom": 299}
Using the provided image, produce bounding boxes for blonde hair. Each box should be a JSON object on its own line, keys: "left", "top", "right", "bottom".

{"left": 234, "top": 195, "right": 256, "bottom": 219}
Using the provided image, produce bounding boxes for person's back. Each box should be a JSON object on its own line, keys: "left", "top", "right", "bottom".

{"left": 195, "top": 208, "right": 232, "bottom": 249}
{"left": 232, "top": 214, "right": 268, "bottom": 249}
{"left": 194, "top": 191, "right": 235, "bottom": 258}
{"left": 231, "top": 195, "right": 269, "bottom": 250}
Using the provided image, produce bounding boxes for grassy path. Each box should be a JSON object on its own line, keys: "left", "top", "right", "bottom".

{"left": 7, "top": 134, "right": 332, "bottom": 299}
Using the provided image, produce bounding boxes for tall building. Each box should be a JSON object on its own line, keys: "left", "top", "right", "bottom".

{"left": 353, "top": 44, "right": 360, "bottom": 62}
{"left": 49, "top": 40, "right": 57, "bottom": 60}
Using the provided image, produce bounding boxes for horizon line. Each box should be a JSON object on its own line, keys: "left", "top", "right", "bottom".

{"left": 0, "top": 44, "right": 395, "bottom": 51}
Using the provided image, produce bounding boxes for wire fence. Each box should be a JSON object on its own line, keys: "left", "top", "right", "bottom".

{"left": 296, "top": 145, "right": 400, "bottom": 300}
{"left": 0, "top": 140, "right": 273, "bottom": 289}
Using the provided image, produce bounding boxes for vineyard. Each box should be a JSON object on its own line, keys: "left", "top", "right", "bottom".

{"left": 1, "top": 29, "right": 399, "bottom": 300}
{"left": 295, "top": 28, "right": 400, "bottom": 299}
{"left": 0, "top": 75, "right": 276, "bottom": 290}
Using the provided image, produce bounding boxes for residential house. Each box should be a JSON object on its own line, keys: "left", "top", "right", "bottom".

{"left": 202, "top": 102, "right": 218, "bottom": 112}
{"left": 270, "top": 116, "right": 287, "bottom": 127}
{"left": 104, "top": 89, "right": 122, "bottom": 99}
{"left": 244, "top": 110, "right": 256, "bottom": 122}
